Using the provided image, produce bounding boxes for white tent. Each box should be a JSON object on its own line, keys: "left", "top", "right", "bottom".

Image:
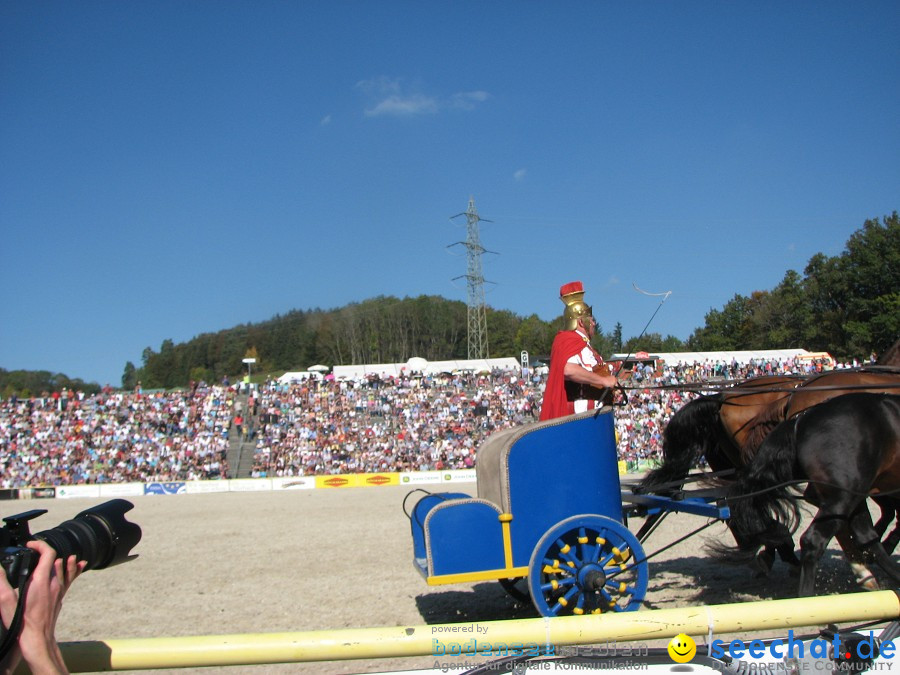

{"left": 332, "top": 356, "right": 521, "bottom": 380}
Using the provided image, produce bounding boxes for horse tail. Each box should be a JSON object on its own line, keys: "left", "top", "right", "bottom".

{"left": 638, "top": 395, "right": 723, "bottom": 495}
{"left": 719, "top": 418, "right": 802, "bottom": 556}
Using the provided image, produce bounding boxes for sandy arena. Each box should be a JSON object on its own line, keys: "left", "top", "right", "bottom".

{"left": 21, "top": 483, "right": 876, "bottom": 674}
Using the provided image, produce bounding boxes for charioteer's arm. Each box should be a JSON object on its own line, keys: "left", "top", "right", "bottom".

{"left": 563, "top": 362, "right": 617, "bottom": 390}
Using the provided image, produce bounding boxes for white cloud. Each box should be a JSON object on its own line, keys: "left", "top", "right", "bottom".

{"left": 357, "top": 77, "right": 488, "bottom": 117}
{"left": 514, "top": 168, "right": 527, "bottom": 182}
{"left": 320, "top": 114, "right": 332, "bottom": 126}
{"left": 365, "top": 94, "right": 438, "bottom": 117}
{"left": 450, "top": 90, "right": 490, "bottom": 110}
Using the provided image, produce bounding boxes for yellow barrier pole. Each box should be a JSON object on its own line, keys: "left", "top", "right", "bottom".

{"left": 60, "top": 590, "right": 900, "bottom": 671}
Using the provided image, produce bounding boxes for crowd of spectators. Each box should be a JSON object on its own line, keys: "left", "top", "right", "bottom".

{"left": 0, "top": 354, "right": 859, "bottom": 487}
{"left": 0, "top": 384, "right": 233, "bottom": 488}
{"left": 249, "top": 370, "right": 540, "bottom": 477}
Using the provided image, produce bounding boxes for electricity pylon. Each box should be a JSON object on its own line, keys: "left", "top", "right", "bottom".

{"left": 449, "top": 197, "right": 494, "bottom": 359}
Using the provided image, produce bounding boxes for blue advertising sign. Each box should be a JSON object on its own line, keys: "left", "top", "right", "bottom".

{"left": 144, "top": 482, "right": 187, "bottom": 495}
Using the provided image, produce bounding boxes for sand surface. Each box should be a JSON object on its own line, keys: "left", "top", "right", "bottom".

{"left": 14, "top": 483, "right": 878, "bottom": 674}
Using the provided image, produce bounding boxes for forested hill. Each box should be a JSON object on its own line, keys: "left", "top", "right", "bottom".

{"left": 125, "top": 296, "right": 568, "bottom": 390}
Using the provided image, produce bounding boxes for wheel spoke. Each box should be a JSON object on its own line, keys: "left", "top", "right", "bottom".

{"left": 598, "top": 587, "right": 617, "bottom": 611}
{"left": 542, "top": 557, "right": 575, "bottom": 578}
{"left": 556, "top": 539, "right": 581, "bottom": 568}
{"left": 572, "top": 590, "right": 587, "bottom": 615}
{"left": 540, "top": 575, "right": 574, "bottom": 594}
{"left": 577, "top": 527, "right": 590, "bottom": 564}
{"left": 552, "top": 586, "right": 580, "bottom": 615}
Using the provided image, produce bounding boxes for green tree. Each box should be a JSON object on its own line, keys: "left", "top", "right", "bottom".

{"left": 612, "top": 322, "right": 624, "bottom": 352}
{"left": 622, "top": 332, "right": 685, "bottom": 353}
{"left": 837, "top": 213, "right": 900, "bottom": 356}
{"left": 485, "top": 309, "right": 519, "bottom": 358}
{"left": 514, "top": 314, "right": 556, "bottom": 357}
{"left": 121, "top": 361, "right": 137, "bottom": 390}
{"left": 688, "top": 294, "right": 753, "bottom": 350}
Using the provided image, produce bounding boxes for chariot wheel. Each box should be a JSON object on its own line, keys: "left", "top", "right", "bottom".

{"left": 527, "top": 514, "right": 648, "bottom": 617}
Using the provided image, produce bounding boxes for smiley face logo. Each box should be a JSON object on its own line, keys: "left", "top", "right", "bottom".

{"left": 667, "top": 633, "right": 697, "bottom": 663}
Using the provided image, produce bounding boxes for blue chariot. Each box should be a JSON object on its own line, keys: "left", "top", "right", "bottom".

{"left": 406, "top": 407, "right": 729, "bottom": 617}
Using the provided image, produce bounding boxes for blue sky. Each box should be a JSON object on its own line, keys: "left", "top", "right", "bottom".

{"left": 2, "top": 2, "right": 898, "bottom": 387}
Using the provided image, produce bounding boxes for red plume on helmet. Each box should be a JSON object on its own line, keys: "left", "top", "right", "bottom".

{"left": 559, "top": 281, "right": 583, "bottom": 298}
{"left": 559, "top": 281, "right": 592, "bottom": 330}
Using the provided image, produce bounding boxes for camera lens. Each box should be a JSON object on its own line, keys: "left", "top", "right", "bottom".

{"left": 33, "top": 499, "right": 141, "bottom": 570}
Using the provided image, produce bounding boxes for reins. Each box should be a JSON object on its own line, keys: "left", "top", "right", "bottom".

{"left": 618, "top": 372, "right": 900, "bottom": 397}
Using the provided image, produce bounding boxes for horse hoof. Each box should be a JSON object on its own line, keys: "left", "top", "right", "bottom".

{"left": 859, "top": 575, "right": 881, "bottom": 591}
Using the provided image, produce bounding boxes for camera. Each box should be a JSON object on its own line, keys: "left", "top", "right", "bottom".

{"left": 1, "top": 499, "right": 141, "bottom": 588}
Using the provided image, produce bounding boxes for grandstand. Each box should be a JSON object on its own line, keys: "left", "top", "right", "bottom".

{"left": 2, "top": 350, "right": 834, "bottom": 488}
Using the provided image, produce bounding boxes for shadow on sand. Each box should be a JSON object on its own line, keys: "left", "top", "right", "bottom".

{"left": 414, "top": 549, "right": 876, "bottom": 624}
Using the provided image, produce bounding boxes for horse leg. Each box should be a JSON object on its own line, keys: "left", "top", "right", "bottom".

{"left": 883, "top": 525, "right": 900, "bottom": 555}
{"left": 811, "top": 485, "right": 881, "bottom": 590}
{"left": 872, "top": 496, "right": 896, "bottom": 538}
{"left": 873, "top": 497, "right": 900, "bottom": 554}
{"left": 756, "top": 520, "right": 798, "bottom": 577}
{"left": 798, "top": 513, "right": 845, "bottom": 597}
{"left": 835, "top": 529, "right": 880, "bottom": 591}
{"left": 848, "top": 505, "right": 900, "bottom": 587}
{"left": 874, "top": 509, "right": 892, "bottom": 538}
{"left": 776, "top": 540, "right": 801, "bottom": 567}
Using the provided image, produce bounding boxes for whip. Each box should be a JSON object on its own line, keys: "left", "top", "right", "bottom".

{"left": 611, "top": 283, "right": 672, "bottom": 377}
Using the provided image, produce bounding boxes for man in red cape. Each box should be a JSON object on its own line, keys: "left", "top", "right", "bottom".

{"left": 540, "top": 281, "right": 618, "bottom": 421}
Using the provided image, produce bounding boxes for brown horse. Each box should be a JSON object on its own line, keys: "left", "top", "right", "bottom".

{"left": 702, "top": 339, "right": 900, "bottom": 463}
{"left": 727, "top": 369, "right": 900, "bottom": 462}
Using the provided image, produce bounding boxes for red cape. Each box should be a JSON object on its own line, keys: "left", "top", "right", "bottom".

{"left": 540, "top": 330, "right": 594, "bottom": 421}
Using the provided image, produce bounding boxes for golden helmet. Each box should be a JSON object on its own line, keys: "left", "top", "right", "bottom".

{"left": 560, "top": 281, "right": 593, "bottom": 331}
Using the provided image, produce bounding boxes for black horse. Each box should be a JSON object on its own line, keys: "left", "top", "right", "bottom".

{"left": 638, "top": 393, "right": 802, "bottom": 570}
{"left": 720, "top": 393, "right": 900, "bottom": 597}
{"left": 639, "top": 394, "right": 740, "bottom": 492}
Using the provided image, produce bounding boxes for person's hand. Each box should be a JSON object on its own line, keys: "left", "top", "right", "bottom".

{"left": 0, "top": 540, "right": 86, "bottom": 675}
{"left": 597, "top": 374, "right": 618, "bottom": 389}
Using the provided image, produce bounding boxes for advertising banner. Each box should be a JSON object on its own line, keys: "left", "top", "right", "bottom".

{"left": 228, "top": 479, "right": 273, "bottom": 492}
{"left": 272, "top": 477, "right": 315, "bottom": 490}
{"left": 442, "top": 470, "right": 477, "bottom": 483}
{"left": 16, "top": 487, "right": 56, "bottom": 500}
{"left": 315, "top": 475, "right": 359, "bottom": 489}
{"left": 399, "top": 471, "right": 442, "bottom": 485}
{"left": 56, "top": 485, "right": 102, "bottom": 499}
{"left": 184, "top": 481, "right": 230, "bottom": 494}
{"left": 359, "top": 473, "right": 398, "bottom": 487}
{"left": 144, "top": 482, "right": 187, "bottom": 496}
{"left": 98, "top": 483, "right": 144, "bottom": 498}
